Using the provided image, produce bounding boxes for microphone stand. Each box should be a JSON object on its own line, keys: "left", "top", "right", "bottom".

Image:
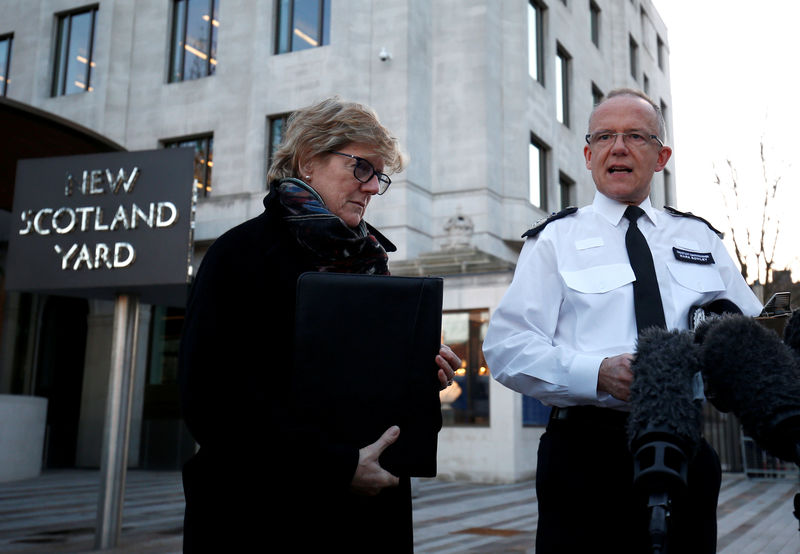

{"left": 632, "top": 435, "right": 690, "bottom": 554}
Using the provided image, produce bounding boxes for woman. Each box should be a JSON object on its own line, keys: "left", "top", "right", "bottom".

{"left": 178, "top": 98, "right": 459, "bottom": 552}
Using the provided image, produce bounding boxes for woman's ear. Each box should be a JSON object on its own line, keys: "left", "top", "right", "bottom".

{"left": 298, "top": 156, "right": 315, "bottom": 182}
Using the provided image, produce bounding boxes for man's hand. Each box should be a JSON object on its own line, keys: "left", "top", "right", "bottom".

{"left": 436, "top": 344, "right": 461, "bottom": 389}
{"left": 350, "top": 426, "right": 401, "bottom": 496}
{"left": 597, "top": 353, "right": 635, "bottom": 402}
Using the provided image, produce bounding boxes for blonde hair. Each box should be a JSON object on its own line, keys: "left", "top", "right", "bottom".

{"left": 267, "top": 97, "right": 405, "bottom": 183}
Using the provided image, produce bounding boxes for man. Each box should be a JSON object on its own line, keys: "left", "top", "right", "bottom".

{"left": 482, "top": 88, "right": 762, "bottom": 553}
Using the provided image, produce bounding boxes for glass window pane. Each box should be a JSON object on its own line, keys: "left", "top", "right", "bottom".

{"left": 276, "top": 0, "right": 291, "bottom": 54}
{"left": 65, "top": 12, "right": 93, "bottom": 94}
{"left": 0, "top": 35, "right": 11, "bottom": 95}
{"left": 165, "top": 136, "right": 213, "bottom": 197}
{"left": 183, "top": 0, "right": 213, "bottom": 80}
{"left": 169, "top": 0, "right": 188, "bottom": 82}
{"left": 209, "top": 0, "right": 219, "bottom": 75}
{"left": 529, "top": 143, "right": 542, "bottom": 207}
{"left": 555, "top": 55, "right": 564, "bottom": 123}
{"left": 322, "top": 0, "right": 331, "bottom": 45}
{"left": 292, "top": 0, "right": 322, "bottom": 51}
{"left": 527, "top": 3, "right": 538, "bottom": 79}
{"left": 441, "top": 310, "right": 490, "bottom": 426}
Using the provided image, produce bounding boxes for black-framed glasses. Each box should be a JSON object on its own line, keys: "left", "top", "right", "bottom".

{"left": 585, "top": 132, "right": 664, "bottom": 149}
{"left": 331, "top": 151, "right": 391, "bottom": 194}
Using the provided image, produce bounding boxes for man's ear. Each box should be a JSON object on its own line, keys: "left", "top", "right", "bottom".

{"left": 654, "top": 145, "right": 673, "bottom": 172}
{"left": 584, "top": 144, "right": 592, "bottom": 170}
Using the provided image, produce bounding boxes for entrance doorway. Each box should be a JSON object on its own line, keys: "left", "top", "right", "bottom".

{"left": 34, "top": 295, "right": 88, "bottom": 468}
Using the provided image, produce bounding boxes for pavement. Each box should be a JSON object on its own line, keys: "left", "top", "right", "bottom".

{"left": 0, "top": 469, "right": 798, "bottom": 553}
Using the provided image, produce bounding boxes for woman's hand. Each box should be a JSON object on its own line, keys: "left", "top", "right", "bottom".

{"left": 350, "top": 426, "right": 401, "bottom": 496}
{"left": 436, "top": 344, "right": 461, "bottom": 390}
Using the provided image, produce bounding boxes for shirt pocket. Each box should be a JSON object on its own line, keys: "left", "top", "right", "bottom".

{"left": 667, "top": 262, "right": 725, "bottom": 293}
{"left": 561, "top": 263, "right": 635, "bottom": 293}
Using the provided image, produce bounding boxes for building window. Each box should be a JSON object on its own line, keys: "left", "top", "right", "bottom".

{"left": 629, "top": 34, "right": 638, "bottom": 80}
{"left": 441, "top": 309, "right": 490, "bottom": 426}
{"left": 275, "top": 0, "right": 331, "bottom": 54}
{"left": 663, "top": 168, "right": 672, "bottom": 206}
{"left": 52, "top": 7, "right": 97, "bottom": 96}
{"left": 267, "top": 113, "right": 291, "bottom": 186}
{"left": 643, "top": 73, "right": 649, "bottom": 95}
{"left": 164, "top": 134, "right": 214, "bottom": 197}
{"left": 559, "top": 172, "right": 575, "bottom": 209}
{"left": 169, "top": 0, "right": 219, "bottom": 83}
{"left": 556, "top": 44, "right": 571, "bottom": 127}
{"left": 528, "top": 0, "right": 545, "bottom": 84}
{"left": 591, "top": 82, "right": 603, "bottom": 106}
{"left": 657, "top": 35, "right": 665, "bottom": 70}
{"left": 0, "top": 34, "right": 11, "bottom": 96}
{"left": 660, "top": 99, "right": 669, "bottom": 140}
{"left": 529, "top": 136, "right": 548, "bottom": 209}
{"left": 589, "top": 1, "right": 600, "bottom": 47}
{"left": 523, "top": 395, "right": 551, "bottom": 426}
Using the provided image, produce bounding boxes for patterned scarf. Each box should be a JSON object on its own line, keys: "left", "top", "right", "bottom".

{"left": 276, "top": 178, "right": 390, "bottom": 275}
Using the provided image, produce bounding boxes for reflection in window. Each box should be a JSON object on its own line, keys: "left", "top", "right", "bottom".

{"left": 629, "top": 34, "right": 638, "bottom": 80}
{"left": 441, "top": 310, "right": 490, "bottom": 426}
{"left": 147, "top": 306, "right": 185, "bottom": 386}
{"left": 529, "top": 136, "right": 548, "bottom": 209}
{"left": 528, "top": 1, "right": 545, "bottom": 83}
{"left": 559, "top": 172, "right": 575, "bottom": 210}
{"left": 164, "top": 135, "right": 214, "bottom": 197}
{"left": 276, "top": 0, "right": 331, "bottom": 54}
{"left": 556, "top": 44, "right": 571, "bottom": 127}
{"left": 169, "top": 0, "right": 219, "bottom": 82}
{"left": 267, "top": 113, "right": 291, "bottom": 186}
{"left": 52, "top": 8, "right": 97, "bottom": 96}
{"left": 523, "top": 395, "right": 552, "bottom": 426}
{"left": 590, "top": 1, "right": 600, "bottom": 47}
{"left": 591, "top": 82, "right": 603, "bottom": 107}
{"left": 0, "top": 34, "right": 11, "bottom": 96}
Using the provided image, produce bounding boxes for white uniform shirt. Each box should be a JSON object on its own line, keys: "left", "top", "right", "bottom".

{"left": 482, "top": 192, "right": 763, "bottom": 410}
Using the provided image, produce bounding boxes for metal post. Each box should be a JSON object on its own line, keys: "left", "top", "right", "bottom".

{"left": 95, "top": 293, "right": 140, "bottom": 550}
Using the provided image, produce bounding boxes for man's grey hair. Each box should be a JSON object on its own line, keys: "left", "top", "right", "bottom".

{"left": 588, "top": 88, "right": 666, "bottom": 141}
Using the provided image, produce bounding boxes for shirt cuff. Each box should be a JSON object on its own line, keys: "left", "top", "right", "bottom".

{"left": 568, "top": 353, "right": 607, "bottom": 402}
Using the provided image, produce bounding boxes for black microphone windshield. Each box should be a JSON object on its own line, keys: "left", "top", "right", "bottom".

{"left": 699, "top": 314, "right": 800, "bottom": 463}
{"left": 628, "top": 328, "right": 703, "bottom": 458}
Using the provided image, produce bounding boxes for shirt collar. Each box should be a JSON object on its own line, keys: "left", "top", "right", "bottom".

{"left": 592, "top": 191, "right": 658, "bottom": 227}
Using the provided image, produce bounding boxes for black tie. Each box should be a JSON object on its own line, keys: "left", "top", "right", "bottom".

{"left": 624, "top": 205, "right": 666, "bottom": 334}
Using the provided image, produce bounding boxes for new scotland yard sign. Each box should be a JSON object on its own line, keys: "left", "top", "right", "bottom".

{"left": 6, "top": 148, "right": 196, "bottom": 306}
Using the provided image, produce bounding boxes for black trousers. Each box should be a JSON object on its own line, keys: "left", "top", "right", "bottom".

{"left": 535, "top": 411, "right": 721, "bottom": 554}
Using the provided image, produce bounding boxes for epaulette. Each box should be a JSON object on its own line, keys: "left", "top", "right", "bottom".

{"left": 522, "top": 206, "right": 578, "bottom": 238}
{"left": 663, "top": 206, "right": 724, "bottom": 239}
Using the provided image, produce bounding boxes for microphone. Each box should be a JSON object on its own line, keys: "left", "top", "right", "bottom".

{"left": 783, "top": 309, "right": 800, "bottom": 359}
{"left": 628, "top": 327, "right": 704, "bottom": 553}
{"left": 697, "top": 314, "right": 800, "bottom": 465}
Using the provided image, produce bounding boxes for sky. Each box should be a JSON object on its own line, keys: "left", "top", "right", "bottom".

{"left": 651, "top": 0, "right": 799, "bottom": 282}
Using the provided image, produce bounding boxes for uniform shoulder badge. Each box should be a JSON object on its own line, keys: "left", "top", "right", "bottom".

{"left": 522, "top": 206, "right": 578, "bottom": 238}
{"left": 663, "top": 206, "right": 724, "bottom": 239}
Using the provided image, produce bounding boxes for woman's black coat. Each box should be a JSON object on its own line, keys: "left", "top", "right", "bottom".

{"left": 178, "top": 190, "right": 412, "bottom": 552}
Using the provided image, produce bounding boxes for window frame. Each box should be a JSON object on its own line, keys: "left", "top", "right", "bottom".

{"left": 168, "top": 0, "right": 219, "bottom": 83}
{"left": 555, "top": 43, "right": 571, "bottom": 127}
{"left": 589, "top": 0, "right": 600, "bottom": 47}
{"left": 528, "top": 0, "right": 546, "bottom": 85}
{"left": 629, "top": 34, "right": 639, "bottom": 80}
{"left": 441, "top": 308, "right": 491, "bottom": 427}
{"left": 275, "top": 0, "right": 332, "bottom": 55}
{"left": 51, "top": 6, "right": 98, "bottom": 96}
{"left": 529, "top": 134, "right": 549, "bottom": 209}
{"left": 163, "top": 134, "right": 214, "bottom": 198}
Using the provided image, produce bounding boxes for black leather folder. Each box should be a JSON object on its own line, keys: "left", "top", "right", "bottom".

{"left": 293, "top": 272, "right": 443, "bottom": 477}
